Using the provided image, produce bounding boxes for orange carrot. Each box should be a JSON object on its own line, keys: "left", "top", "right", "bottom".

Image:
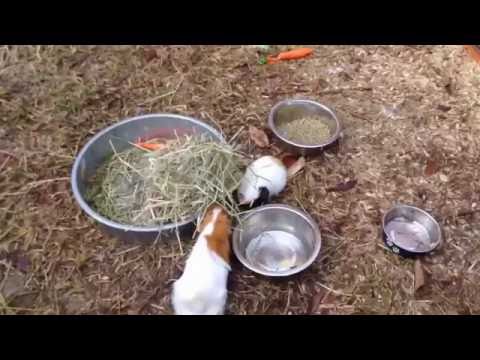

{"left": 465, "top": 45, "right": 480, "bottom": 64}
{"left": 135, "top": 142, "right": 168, "bottom": 151}
{"left": 267, "top": 48, "right": 314, "bottom": 64}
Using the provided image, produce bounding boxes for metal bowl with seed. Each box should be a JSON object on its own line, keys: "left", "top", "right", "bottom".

{"left": 382, "top": 205, "right": 442, "bottom": 257}
{"left": 232, "top": 204, "right": 321, "bottom": 277}
{"left": 268, "top": 99, "right": 341, "bottom": 156}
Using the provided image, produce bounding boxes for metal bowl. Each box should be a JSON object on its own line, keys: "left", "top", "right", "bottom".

{"left": 232, "top": 204, "right": 321, "bottom": 277}
{"left": 382, "top": 205, "right": 442, "bottom": 257}
{"left": 268, "top": 99, "right": 341, "bottom": 156}
{"left": 71, "top": 113, "right": 224, "bottom": 243}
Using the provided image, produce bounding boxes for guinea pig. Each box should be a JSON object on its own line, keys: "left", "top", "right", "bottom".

{"left": 236, "top": 155, "right": 288, "bottom": 208}
{"left": 171, "top": 204, "right": 232, "bottom": 315}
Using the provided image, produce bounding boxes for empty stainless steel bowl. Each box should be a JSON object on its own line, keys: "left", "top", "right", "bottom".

{"left": 382, "top": 205, "right": 442, "bottom": 257}
{"left": 232, "top": 204, "right": 321, "bottom": 277}
{"left": 268, "top": 99, "right": 341, "bottom": 156}
{"left": 71, "top": 113, "right": 224, "bottom": 243}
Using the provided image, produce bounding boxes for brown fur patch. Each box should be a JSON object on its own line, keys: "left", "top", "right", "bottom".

{"left": 199, "top": 204, "right": 232, "bottom": 265}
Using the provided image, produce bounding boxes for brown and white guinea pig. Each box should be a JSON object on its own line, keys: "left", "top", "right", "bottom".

{"left": 172, "top": 204, "right": 232, "bottom": 315}
{"left": 236, "top": 155, "right": 288, "bottom": 208}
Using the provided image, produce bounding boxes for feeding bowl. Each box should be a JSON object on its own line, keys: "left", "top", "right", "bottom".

{"left": 232, "top": 204, "right": 321, "bottom": 277}
{"left": 268, "top": 99, "right": 341, "bottom": 156}
{"left": 71, "top": 113, "right": 225, "bottom": 243}
{"left": 382, "top": 205, "right": 442, "bottom": 257}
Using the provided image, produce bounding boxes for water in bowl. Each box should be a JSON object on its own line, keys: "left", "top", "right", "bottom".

{"left": 384, "top": 216, "right": 431, "bottom": 252}
{"left": 245, "top": 230, "right": 308, "bottom": 273}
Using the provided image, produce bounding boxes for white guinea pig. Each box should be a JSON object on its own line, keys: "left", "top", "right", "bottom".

{"left": 237, "top": 155, "right": 288, "bottom": 207}
{"left": 172, "top": 204, "right": 232, "bottom": 315}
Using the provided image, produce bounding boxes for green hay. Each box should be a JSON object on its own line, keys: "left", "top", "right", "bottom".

{"left": 85, "top": 134, "right": 245, "bottom": 227}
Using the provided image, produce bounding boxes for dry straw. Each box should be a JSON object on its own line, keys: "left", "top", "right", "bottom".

{"left": 86, "top": 134, "right": 246, "bottom": 227}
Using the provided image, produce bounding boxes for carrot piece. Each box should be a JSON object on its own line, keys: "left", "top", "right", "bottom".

{"left": 267, "top": 48, "right": 314, "bottom": 64}
{"left": 136, "top": 142, "right": 168, "bottom": 151}
{"left": 465, "top": 45, "right": 480, "bottom": 64}
{"left": 277, "top": 48, "right": 313, "bottom": 60}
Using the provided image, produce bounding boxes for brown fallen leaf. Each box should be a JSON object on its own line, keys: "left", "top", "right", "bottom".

{"left": 308, "top": 288, "right": 326, "bottom": 314}
{"left": 437, "top": 104, "right": 451, "bottom": 112}
{"left": 262, "top": 127, "right": 275, "bottom": 138}
{"left": 317, "top": 304, "right": 356, "bottom": 315}
{"left": 326, "top": 179, "right": 357, "bottom": 192}
{"left": 15, "top": 255, "right": 31, "bottom": 273}
{"left": 63, "top": 294, "right": 87, "bottom": 314}
{"left": 331, "top": 221, "right": 345, "bottom": 235}
{"left": 414, "top": 258, "right": 426, "bottom": 293}
{"left": 444, "top": 82, "right": 453, "bottom": 95}
{"left": 270, "top": 144, "right": 283, "bottom": 156}
{"left": 457, "top": 209, "right": 480, "bottom": 217}
{"left": 280, "top": 153, "right": 298, "bottom": 168}
{"left": 425, "top": 159, "right": 440, "bottom": 177}
{"left": 6, "top": 250, "right": 31, "bottom": 273}
{"left": 287, "top": 156, "right": 306, "bottom": 179}
{"left": 1, "top": 271, "right": 26, "bottom": 300}
{"left": 143, "top": 48, "right": 158, "bottom": 62}
{"left": 248, "top": 126, "right": 270, "bottom": 148}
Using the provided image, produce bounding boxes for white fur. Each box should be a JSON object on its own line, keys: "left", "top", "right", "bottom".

{"left": 172, "top": 208, "right": 231, "bottom": 315}
{"left": 237, "top": 156, "right": 288, "bottom": 205}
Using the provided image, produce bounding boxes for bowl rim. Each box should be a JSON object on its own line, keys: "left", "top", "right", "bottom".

{"left": 268, "top": 99, "right": 342, "bottom": 149}
{"left": 71, "top": 113, "right": 225, "bottom": 233}
{"left": 381, "top": 204, "right": 443, "bottom": 254}
{"left": 232, "top": 203, "right": 322, "bottom": 277}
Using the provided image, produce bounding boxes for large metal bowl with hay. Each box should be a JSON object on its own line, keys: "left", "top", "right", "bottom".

{"left": 71, "top": 113, "right": 239, "bottom": 243}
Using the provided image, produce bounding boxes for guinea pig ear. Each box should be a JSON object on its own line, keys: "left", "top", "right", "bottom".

{"left": 196, "top": 209, "right": 207, "bottom": 232}
{"left": 252, "top": 187, "right": 270, "bottom": 207}
{"left": 259, "top": 187, "right": 270, "bottom": 202}
{"left": 197, "top": 204, "right": 217, "bottom": 232}
{"left": 232, "top": 189, "right": 239, "bottom": 201}
{"left": 237, "top": 192, "right": 248, "bottom": 206}
{"left": 195, "top": 215, "right": 203, "bottom": 232}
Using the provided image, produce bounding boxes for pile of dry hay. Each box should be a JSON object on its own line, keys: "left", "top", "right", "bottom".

{"left": 85, "top": 134, "right": 246, "bottom": 227}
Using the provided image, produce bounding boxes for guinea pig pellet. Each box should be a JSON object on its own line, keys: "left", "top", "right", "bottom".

{"left": 277, "top": 115, "right": 331, "bottom": 145}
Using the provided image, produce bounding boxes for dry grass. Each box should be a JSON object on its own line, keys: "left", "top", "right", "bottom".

{"left": 1, "top": 45, "right": 479, "bottom": 315}
{"left": 86, "top": 135, "right": 244, "bottom": 227}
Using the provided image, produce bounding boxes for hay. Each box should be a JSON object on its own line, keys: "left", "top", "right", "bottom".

{"left": 85, "top": 134, "right": 245, "bottom": 226}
